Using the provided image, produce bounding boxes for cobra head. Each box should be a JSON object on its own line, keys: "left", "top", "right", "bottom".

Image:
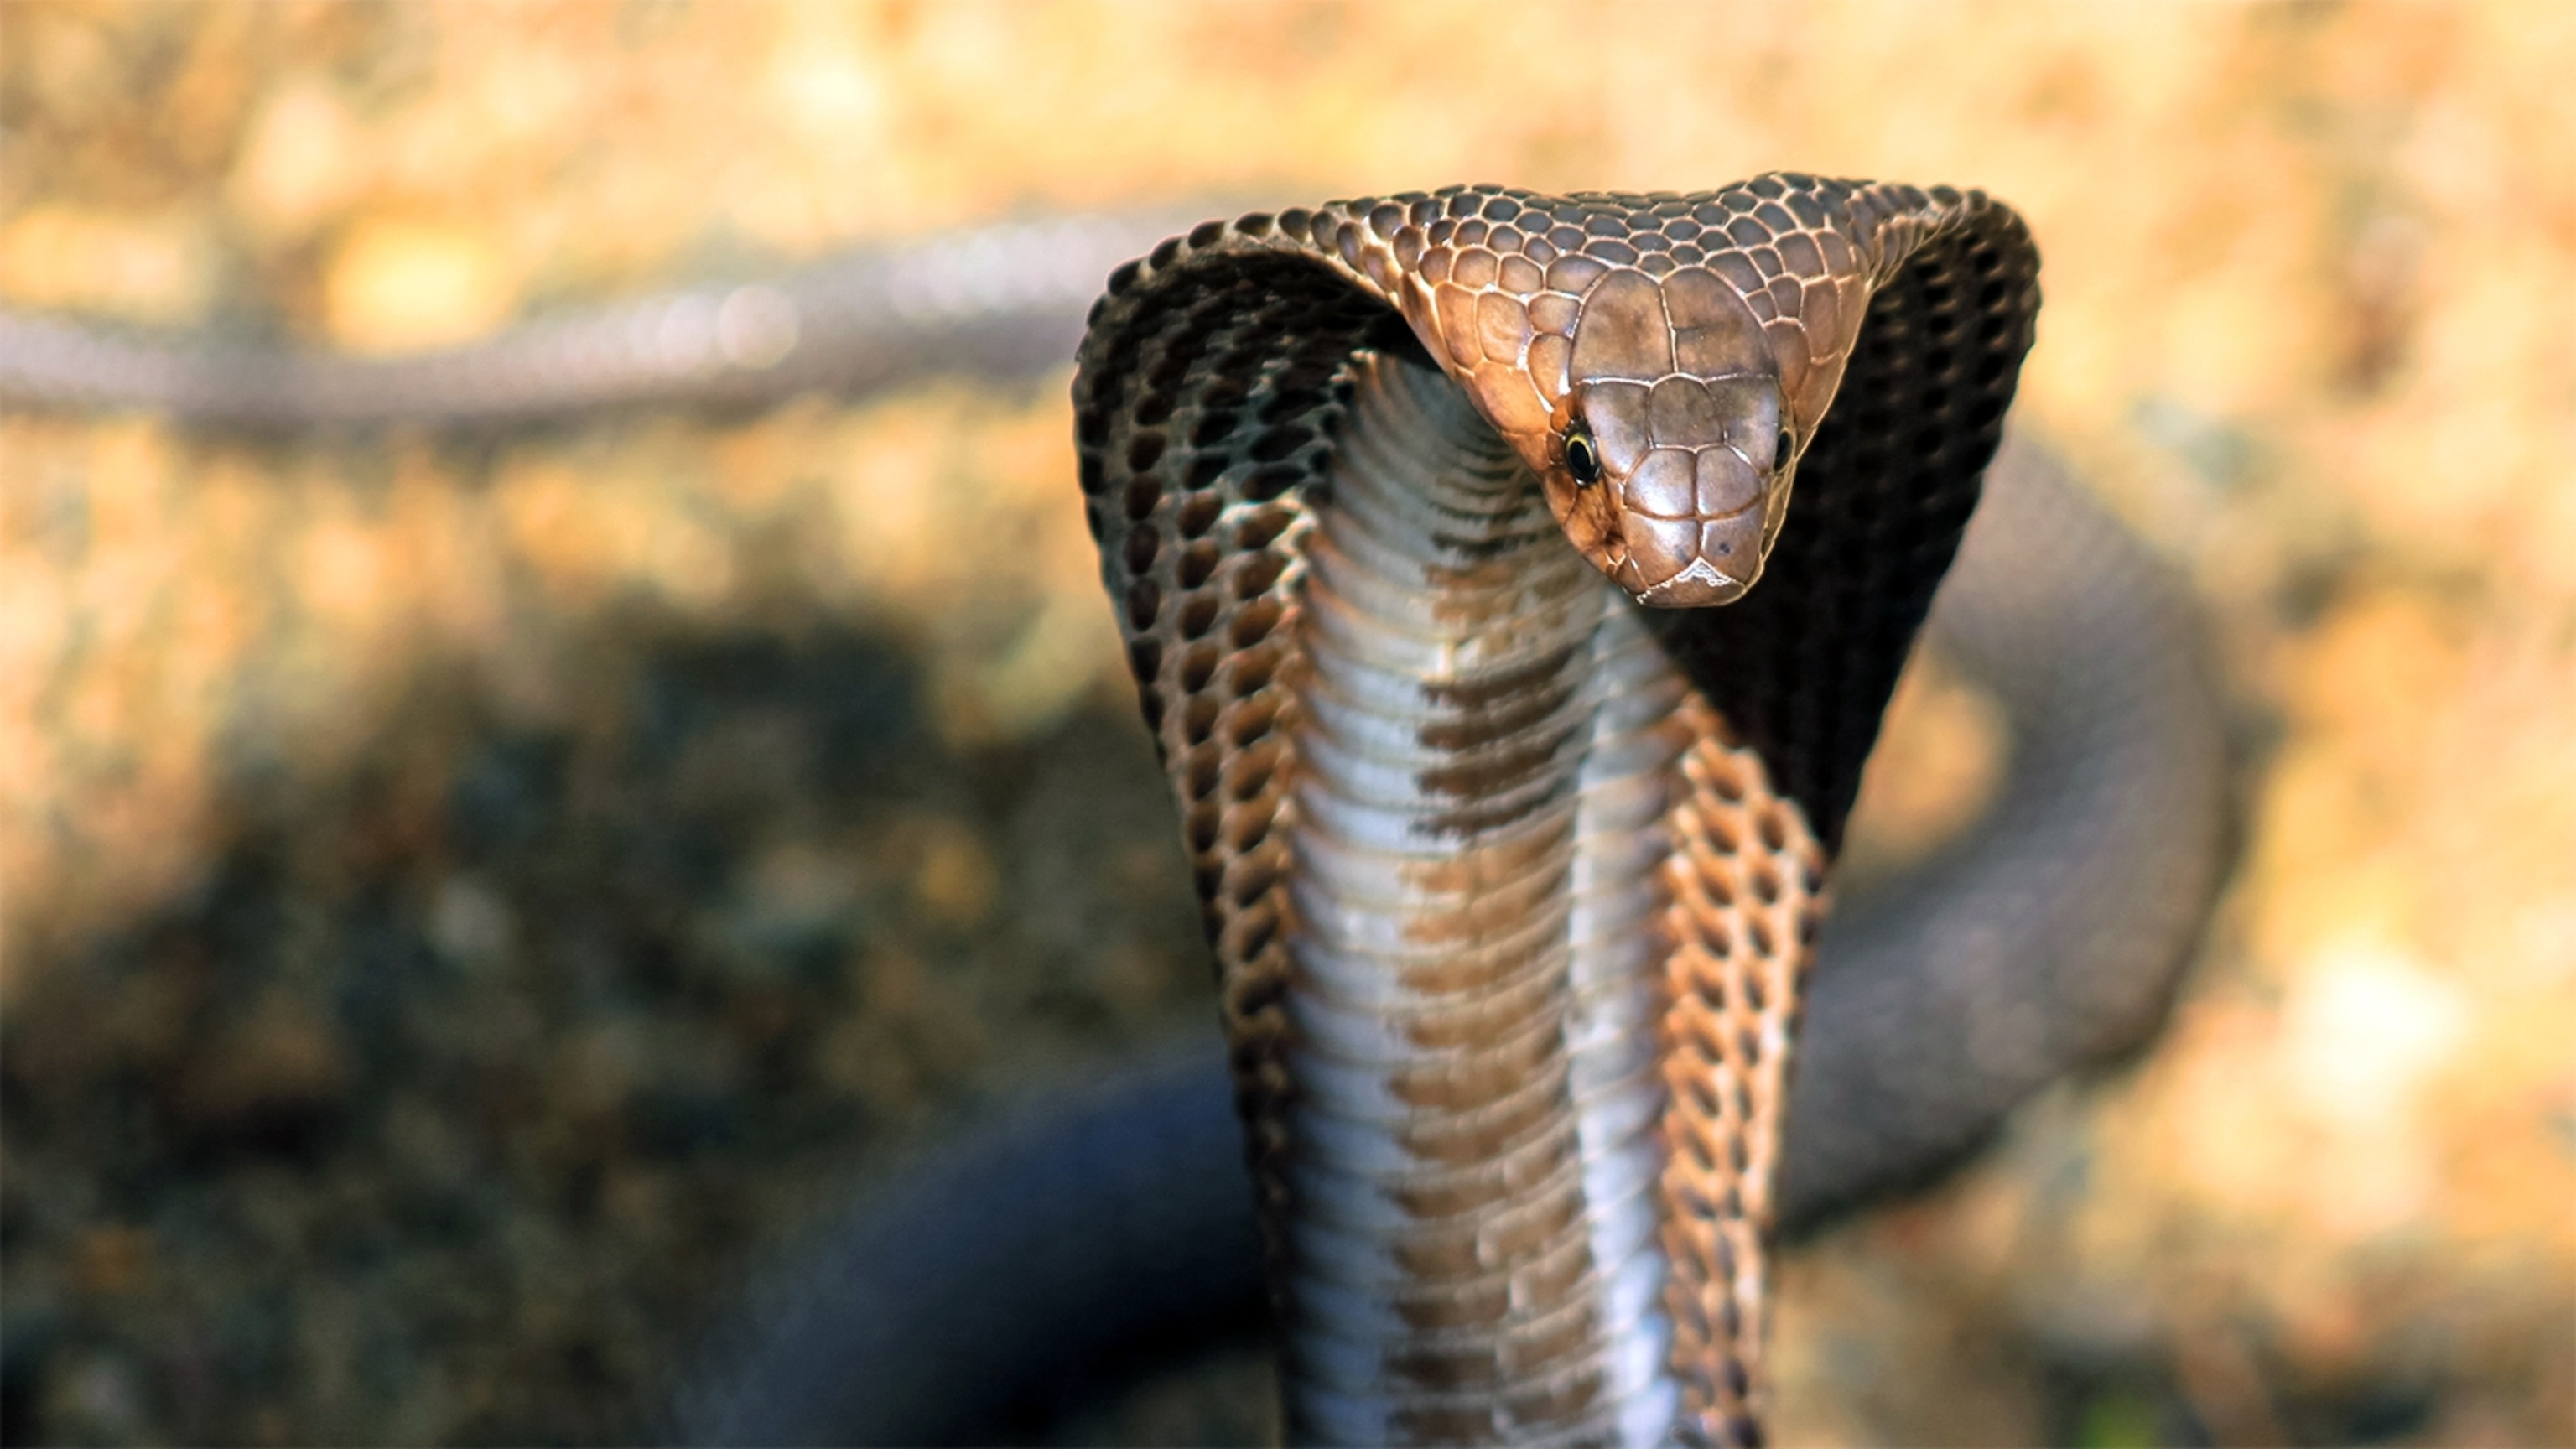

{"left": 1406, "top": 262, "right": 1828, "bottom": 609}
{"left": 1543, "top": 269, "right": 1800, "bottom": 606}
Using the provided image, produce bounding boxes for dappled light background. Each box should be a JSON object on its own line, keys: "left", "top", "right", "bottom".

{"left": 3, "top": 3, "right": 2570, "bottom": 1444}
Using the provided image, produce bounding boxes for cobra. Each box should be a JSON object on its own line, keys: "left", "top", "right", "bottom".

{"left": 1066, "top": 175, "right": 2037, "bottom": 1446}
{"left": 0, "top": 183, "right": 2230, "bottom": 1447}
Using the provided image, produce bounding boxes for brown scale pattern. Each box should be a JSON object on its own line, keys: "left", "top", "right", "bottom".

{"left": 1072, "top": 250, "right": 1406, "bottom": 1240}
{"left": 1655, "top": 697, "right": 1830, "bottom": 1443}
{"left": 1073, "top": 175, "right": 2039, "bottom": 1446}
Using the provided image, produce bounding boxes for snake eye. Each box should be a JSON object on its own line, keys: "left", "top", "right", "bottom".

{"left": 1564, "top": 429, "right": 1603, "bottom": 487}
{"left": 1774, "top": 428, "right": 1796, "bottom": 470}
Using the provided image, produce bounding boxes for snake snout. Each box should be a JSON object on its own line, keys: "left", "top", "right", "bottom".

{"left": 1615, "top": 512, "right": 1760, "bottom": 606}
{"left": 1578, "top": 375, "right": 1783, "bottom": 608}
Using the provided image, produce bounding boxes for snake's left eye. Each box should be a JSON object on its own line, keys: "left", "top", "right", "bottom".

{"left": 1565, "top": 429, "right": 1603, "bottom": 487}
{"left": 1775, "top": 428, "right": 1796, "bottom": 470}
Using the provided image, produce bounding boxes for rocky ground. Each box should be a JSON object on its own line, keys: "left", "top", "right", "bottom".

{"left": 3, "top": 4, "right": 2570, "bottom": 1445}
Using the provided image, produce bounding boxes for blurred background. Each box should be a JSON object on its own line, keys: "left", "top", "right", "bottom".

{"left": 3, "top": 3, "right": 2570, "bottom": 1444}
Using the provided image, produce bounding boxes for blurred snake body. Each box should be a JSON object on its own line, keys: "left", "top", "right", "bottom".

{"left": 0, "top": 182, "right": 2230, "bottom": 1447}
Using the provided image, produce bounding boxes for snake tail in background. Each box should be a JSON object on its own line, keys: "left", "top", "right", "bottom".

{"left": 0, "top": 186, "right": 2231, "bottom": 1448}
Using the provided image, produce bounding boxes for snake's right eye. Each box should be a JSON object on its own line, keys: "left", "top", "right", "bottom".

{"left": 1564, "top": 429, "right": 1603, "bottom": 487}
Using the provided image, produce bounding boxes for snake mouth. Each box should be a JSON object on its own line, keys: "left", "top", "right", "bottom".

{"left": 1609, "top": 512, "right": 1761, "bottom": 607}
{"left": 1630, "top": 557, "right": 1748, "bottom": 606}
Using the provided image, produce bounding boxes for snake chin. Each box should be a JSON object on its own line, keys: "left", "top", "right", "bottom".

{"left": 1603, "top": 506, "right": 1770, "bottom": 605}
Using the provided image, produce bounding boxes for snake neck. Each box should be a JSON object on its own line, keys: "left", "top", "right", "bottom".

{"left": 1271, "top": 352, "right": 1797, "bottom": 1446}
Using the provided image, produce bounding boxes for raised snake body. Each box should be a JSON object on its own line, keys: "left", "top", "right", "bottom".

{"left": 0, "top": 181, "right": 2229, "bottom": 1447}
{"left": 1071, "top": 177, "right": 2037, "bottom": 1445}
